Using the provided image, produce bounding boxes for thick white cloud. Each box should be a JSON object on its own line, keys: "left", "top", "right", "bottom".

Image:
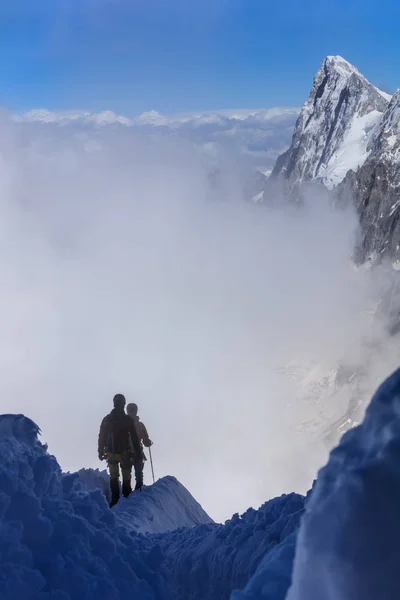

{"left": 0, "top": 111, "right": 397, "bottom": 522}
{"left": 14, "top": 107, "right": 299, "bottom": 174}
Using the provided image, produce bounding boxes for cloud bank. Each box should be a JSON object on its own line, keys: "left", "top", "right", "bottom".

{"left": 0, "top": 111, "right": 397, "bottom": 521}
{"left": 14, "top": 107, "right": 299, "bottom": 175}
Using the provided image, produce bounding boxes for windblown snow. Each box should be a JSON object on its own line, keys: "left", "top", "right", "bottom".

{"left": 4, "top": 366, "right": 400, "bottom": 599}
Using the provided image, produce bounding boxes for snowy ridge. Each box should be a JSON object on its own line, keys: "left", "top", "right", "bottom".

{"left": 272, "top": 55, "right": 389, "bottom": 189}
{"left": 0, "top": 414, "right": 175, "bottom": 599}
{"left": 0, "top": 412, "right": 305, "bottom": 599}
{"left": 287, "top": 365, "right": 400, "bottom": 600}
{"left": 162, "top": 494, "right": 304, "bottom": 600}
{"left": 77, "top": 471, "right": 213, "bottom": 534}
{"left": 3, "top": 365, "right": 400, "bottom": 598}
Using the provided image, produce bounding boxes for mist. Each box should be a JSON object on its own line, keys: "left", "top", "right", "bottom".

{"left": 0, "top": 114, "right": 396, "bottom": 521}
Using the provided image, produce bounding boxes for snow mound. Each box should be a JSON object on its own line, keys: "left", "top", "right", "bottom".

{"left": 287, "top": 365, "right": 400, "bottom": 600}
{"left": 0, "top": 415, "right": 201, "bottom": 599}
{"left": 161, "top": 493, "right": 304, "bottom": 600}
{"left": 77, "top": 470, "right": 213, "bottom": 534}
{"left": 0, "top": 413, "right": 178, "bottom": 599}
{"left": 0, "top": 412, "right": 305, "bottom": 600}
{"left": 6, "top": 362, "right": 400, "bottom": 600}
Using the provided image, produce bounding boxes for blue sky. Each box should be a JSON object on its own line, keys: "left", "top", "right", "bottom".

{"left": 0, "top": 0, "right": 399, "bottom": 115}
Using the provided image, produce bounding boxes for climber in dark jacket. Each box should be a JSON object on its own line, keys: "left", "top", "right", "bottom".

{"left": 98, "top": 394, "right": 142, "bottom": 507}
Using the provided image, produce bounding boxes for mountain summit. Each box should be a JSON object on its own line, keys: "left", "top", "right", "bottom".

{"left": 272, "top": 56, "right": 390, "bottom": 189}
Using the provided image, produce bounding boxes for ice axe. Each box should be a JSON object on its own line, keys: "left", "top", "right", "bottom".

{"left": 149, "top": 446, "right": 155, "bottom": 484}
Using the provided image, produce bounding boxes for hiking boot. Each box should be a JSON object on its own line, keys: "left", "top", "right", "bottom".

{"left": 134, "top": 480, "right": 143, "bottom": 491}
{"left": 122, "top": 480, "right": 132, "bottom": 498}
{"left": 109, "top": 479, "right": 120, "bottom": 508}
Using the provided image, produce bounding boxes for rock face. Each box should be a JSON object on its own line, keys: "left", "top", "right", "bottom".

{"left": 269, "top": 55, "right": 400, "bottom": 263}
{"left": 272, "top": 56, "right": 389, "bottom": 190}
{"left": 338, "top": 91, "right": 400, "bottom": 263}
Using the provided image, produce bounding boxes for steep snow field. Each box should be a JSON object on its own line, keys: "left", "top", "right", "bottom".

{"left": 3, "top": 366, "right": 400, "bottom": 599}
{"left": 320, "top": 109, "right": 383, "bottom": 189}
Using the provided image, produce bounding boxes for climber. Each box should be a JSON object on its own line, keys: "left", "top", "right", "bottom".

{"left": 126, "top": 402, "right": 153, "bottom": 490}
{"left": 98, "top": 394, "right": 142, "bottom": 507}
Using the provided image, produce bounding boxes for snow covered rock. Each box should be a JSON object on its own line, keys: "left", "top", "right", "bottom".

{"left": 268, "top": 55, "right": 400, "bottom": 262}
{"left": 286, "top": 366, "right": 400, "bottom": 600}
{"left": 272, "top": 56, "right": 389, "bottom": 189}
{"left": 337, "top": 90, "right": 400, "bottom": 263}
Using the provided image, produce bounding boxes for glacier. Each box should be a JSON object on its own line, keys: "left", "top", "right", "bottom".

{"left": 3, "top": 367, "right": 400, "bottom": 599}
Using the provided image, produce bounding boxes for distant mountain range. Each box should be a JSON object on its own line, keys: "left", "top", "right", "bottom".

{"left": 13, "top": 107, "right": 299, "bottom": 176}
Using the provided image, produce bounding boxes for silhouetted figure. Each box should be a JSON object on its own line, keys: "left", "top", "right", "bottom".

{"left": 98, "top": 394, "right": 142, "bottom": 507}
{"left": 126, "top": 402, "right": 153, "bottom": 490}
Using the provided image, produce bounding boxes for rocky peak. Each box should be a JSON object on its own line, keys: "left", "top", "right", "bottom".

{"left": 272, "top": 56, "right": 389, "bottom": 189}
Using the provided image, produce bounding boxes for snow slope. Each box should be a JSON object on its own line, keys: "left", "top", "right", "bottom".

{"left": 77, "top": 470, "right": 213, "bottom": 534}
{"left": 160, "top": 493, "right": 304, "bottom": 600}
{"left": 287, "top": 365, "right": 400, "bottom": 600}
{"left": 0, "top": 413, "right": 304, "bottom": 600}
{"left": 0, "top": 414, "right": 176, "bottom": 599}
{"left": 3, "top": 366, "right": 400, "bottom": 599}
{"left": 320, "top": 109, "right": 383, "bottom": 188}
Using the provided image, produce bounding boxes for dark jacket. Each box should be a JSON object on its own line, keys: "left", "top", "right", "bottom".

{"left": 98, "top": 408, "right": 142, "bottom": 458}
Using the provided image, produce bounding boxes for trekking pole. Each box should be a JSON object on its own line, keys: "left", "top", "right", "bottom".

{"left": 149, "top": 446, "right": 155, "bottom": 484}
